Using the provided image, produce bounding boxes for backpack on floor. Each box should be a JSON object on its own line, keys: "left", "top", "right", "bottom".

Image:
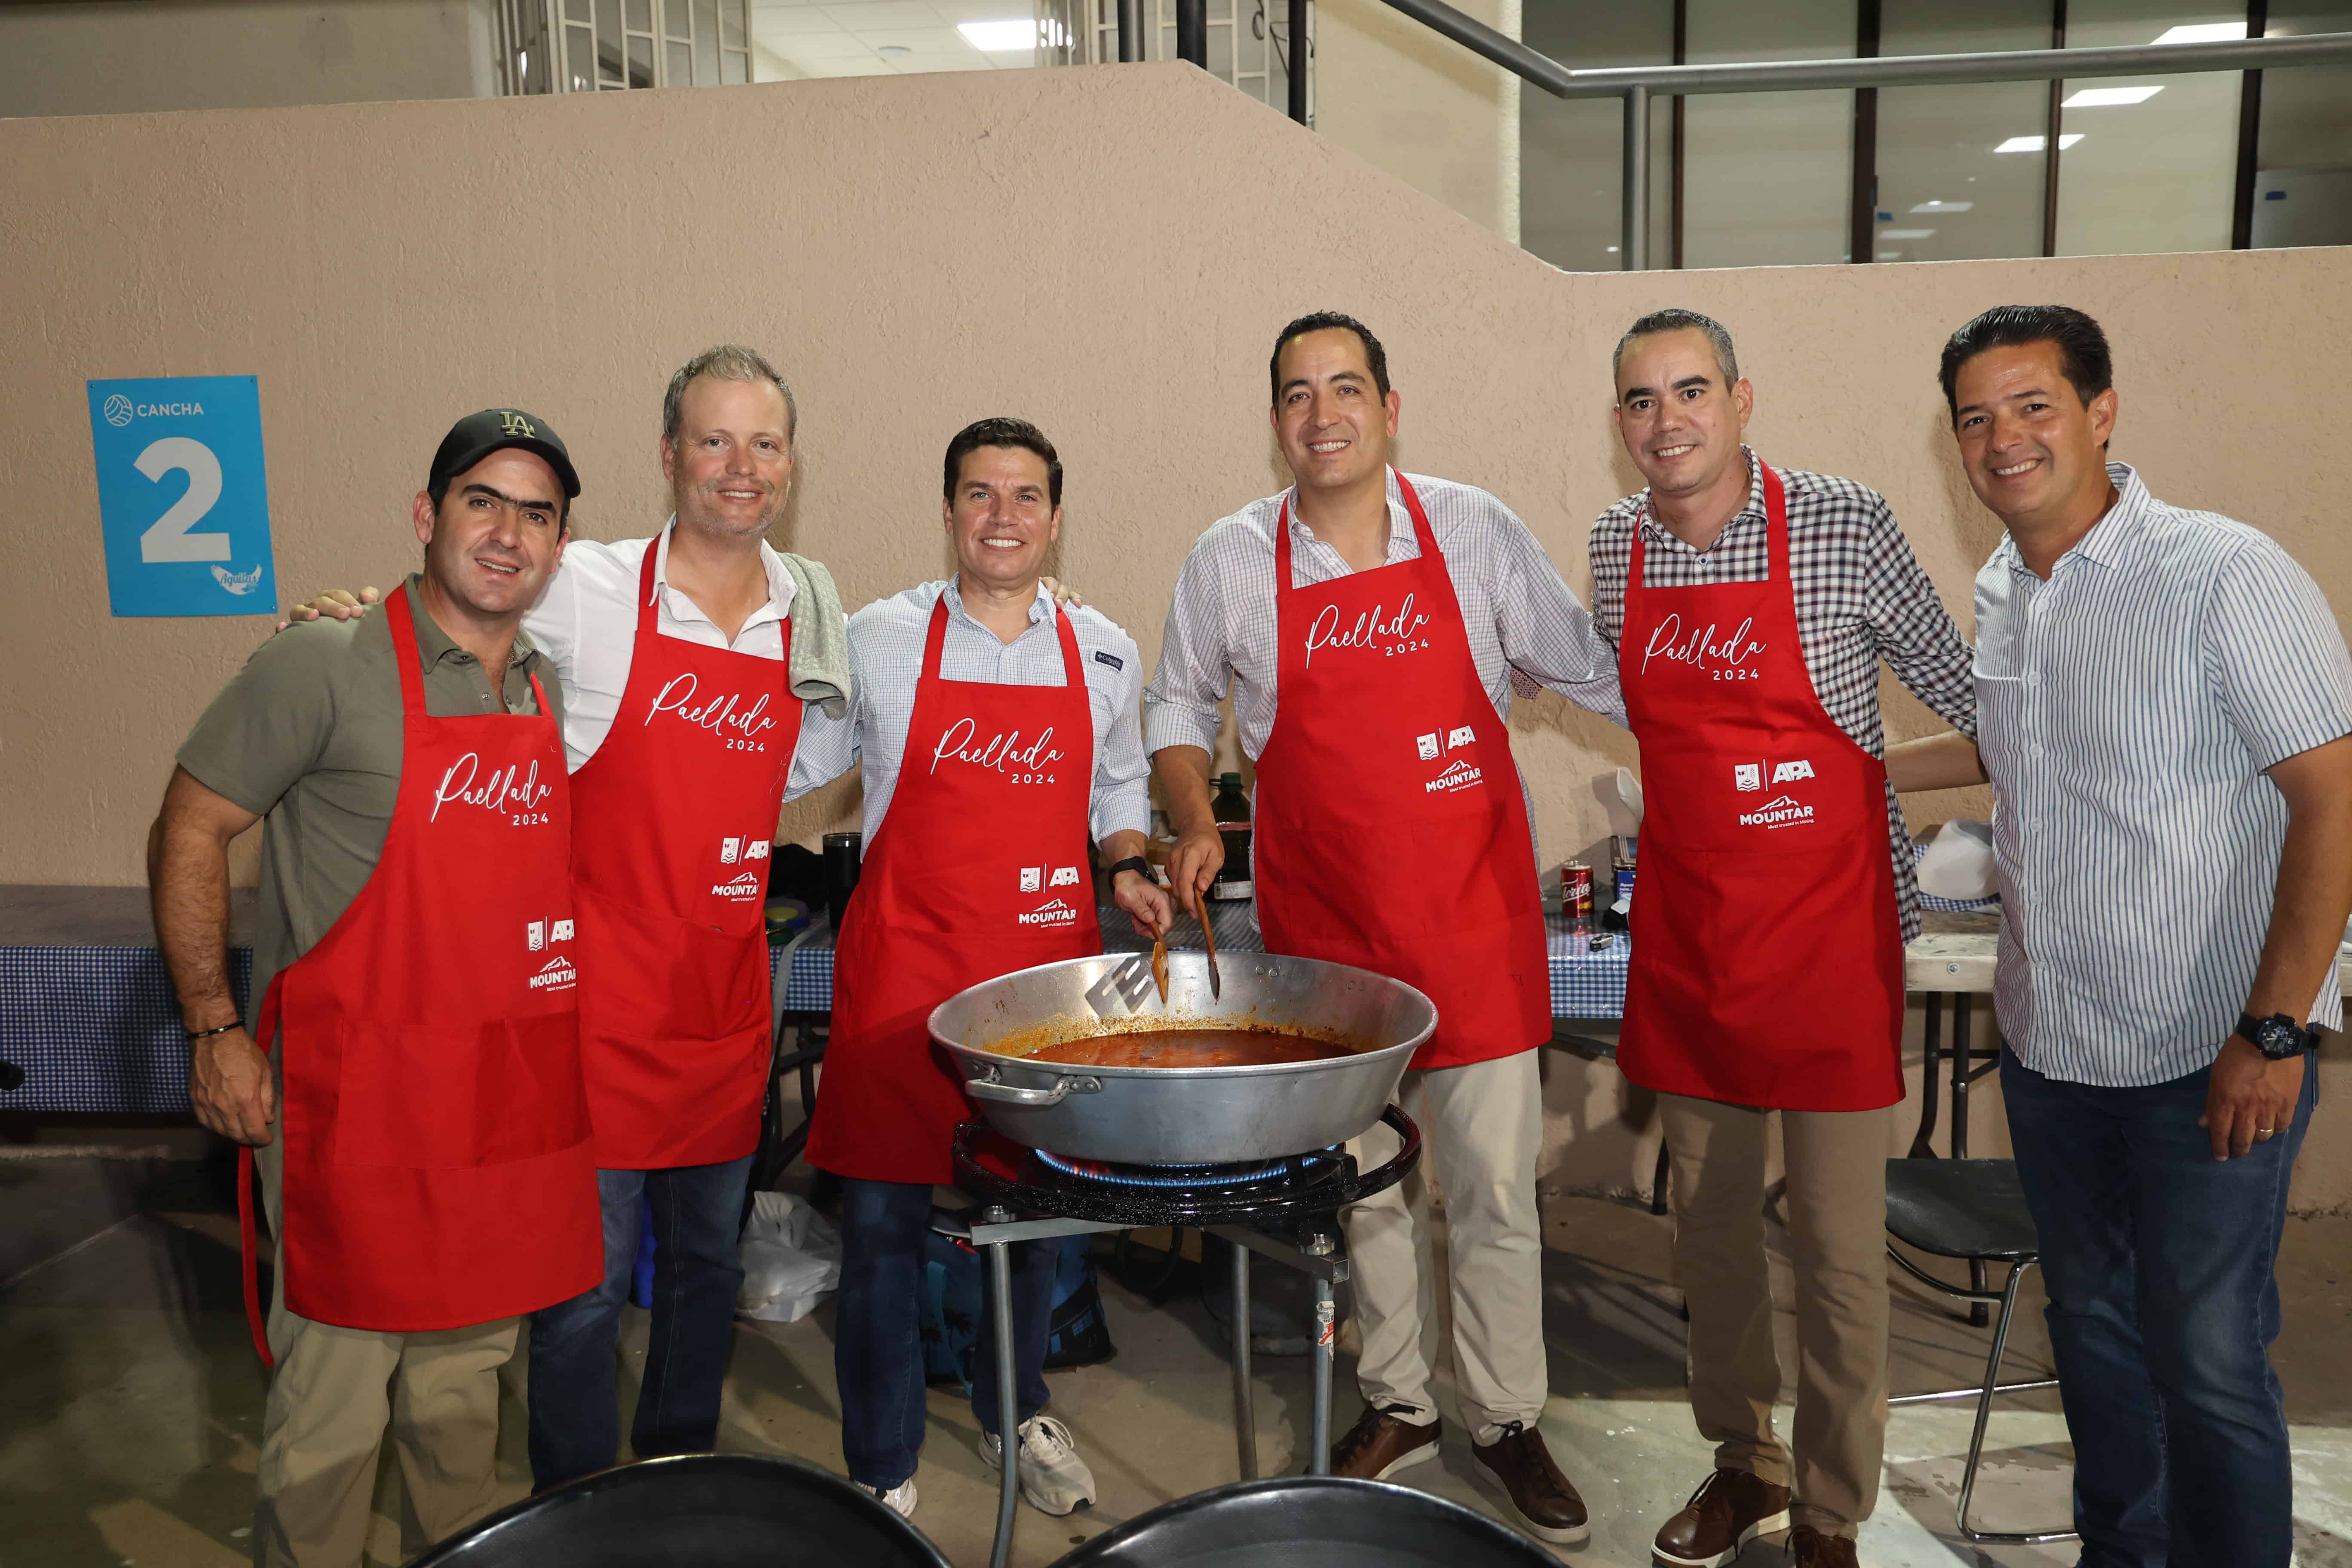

{"left": 920, "top": 1231, "right": 1117, "bottom": 1390}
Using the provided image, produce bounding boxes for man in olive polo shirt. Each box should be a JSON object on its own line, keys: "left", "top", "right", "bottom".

{"left": 150, "top": 410, "right": 593, "bottom": 1568}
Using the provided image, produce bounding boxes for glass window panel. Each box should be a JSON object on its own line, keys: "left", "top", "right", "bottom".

{"left": 567, "top": 22, "right": 598, "bottom": 89}
{"left": 695, "top": 0, "right": 721, "bottom": 81}
{"left": 722, "top": 0, "right": 744, "bottom": 49}
{"left": 625, "top": 0, "right": 649, "bottom": 33}
{"left": 1873, "top": 0, "right": 2049, "bottom": 261}
{"left": 596, "top": 0, "right": 623, "bottom": 83}
{"left": 662, "top": 0, "right": 689, "bottom": 42}
{"left": 667, "top": 38, "right": 693, "bottom": 84}
{"left": 2253, "top": 4, "right": 2352, "bottom": 247}
{"left": 723, "top": 47, "right": 747, "bottom": 84}
{"left": 1518, "top": 0, "right": 1674, "bottom": 272}
{"left": 1681, "top": 0, "right": 1858, "bottom": 267}
{"left": 1209, "top": 18, "right": 1234, "bottom": 80}
{"left": 2055, "top": 2, "right": 2239, "bottom": 256}
{"left": 565, "top": 0, "right": 590, "bottom": 22}
{"left": 627, "top": 33, "right": 654, "bottom": 86}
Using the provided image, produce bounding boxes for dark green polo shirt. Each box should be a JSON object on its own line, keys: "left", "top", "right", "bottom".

{"left": 175, "top": 576, "right": 564, "bottom": 1029}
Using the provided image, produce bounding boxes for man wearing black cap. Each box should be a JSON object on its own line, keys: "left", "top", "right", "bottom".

{"left": 150, "top": 410, "right": 600, "bottom": 1567}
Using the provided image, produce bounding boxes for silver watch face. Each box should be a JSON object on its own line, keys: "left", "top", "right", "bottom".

{"left": 2258, "top": 1018, "right": 2305, "bottom": 1057}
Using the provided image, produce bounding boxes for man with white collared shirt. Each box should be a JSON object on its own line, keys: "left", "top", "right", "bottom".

{"left": 797, "top": 416, "right": 1171, "bottom": 1521}
{"left": 1146, "top": 313, "right": 1623, "bottom": 1547}
{"left": 1891, "top": 304, "right": 2352, "bottom": 1567}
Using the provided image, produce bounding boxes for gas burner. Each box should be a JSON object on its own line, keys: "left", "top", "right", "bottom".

{"left": 952, "top": 1106, "right": 1420, "bottom": 1230}
{"left": 1032, "top": 1148, "right": 1332, "bottom": 1189}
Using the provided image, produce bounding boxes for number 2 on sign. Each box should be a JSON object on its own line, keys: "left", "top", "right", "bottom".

{"left": 134, "top": 437, "right": 230, "bottom": 563}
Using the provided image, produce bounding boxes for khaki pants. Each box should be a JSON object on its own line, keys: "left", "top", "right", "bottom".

{"left": 1343, "top": 1051, "right": 1547, "bottom": 1443}
{"left": 1660, "top": 1093, "right": 1890, "bottom": 1536}
{"left": 252, "top": 1138, "right": 519, "bottom": 1568}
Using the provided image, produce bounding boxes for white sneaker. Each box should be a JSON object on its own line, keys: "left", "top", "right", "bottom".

{"left": 856, "top": 1476, "right": 918, "bottom": 1518}
{"left": 980, "top": 1415, "right": 1098, "bottom": 1516}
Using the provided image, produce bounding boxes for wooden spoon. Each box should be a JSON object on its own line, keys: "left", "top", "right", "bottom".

{"left": 1200, "top": 902, "right": 1222, "bottom": 1000}
{"left": 1150, "top": 935, "right": 1169, "bottom": 1004}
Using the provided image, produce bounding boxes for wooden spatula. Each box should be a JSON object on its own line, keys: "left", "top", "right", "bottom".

{"left": 1150, "top": 935, "right": 1169, "bottom": 1004}
{"left": 1200, "top": 903, "right": 1221, "bottom": 1000}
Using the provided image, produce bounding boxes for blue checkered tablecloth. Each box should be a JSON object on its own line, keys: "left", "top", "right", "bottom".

{"left": 3, "top": 843, "right": 1983, "bottom": 1115}
{"left": 0, "top": 946, "right": 252, "bottom": 1114}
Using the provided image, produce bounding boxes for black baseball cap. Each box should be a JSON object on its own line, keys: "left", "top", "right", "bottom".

{"left": 429, "top": 408, "right": 582, "bottom": 499}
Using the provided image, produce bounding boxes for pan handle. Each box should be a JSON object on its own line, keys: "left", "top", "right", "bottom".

{"left": 966, "top": 1069, "right": 1103, "bottom": 1107}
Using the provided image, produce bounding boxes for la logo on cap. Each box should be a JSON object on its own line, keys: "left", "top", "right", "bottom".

{"left": 498, "top": 410, "right": 537, "bottom": 438}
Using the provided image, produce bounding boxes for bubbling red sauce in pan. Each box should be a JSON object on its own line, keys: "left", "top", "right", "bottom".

{"left": 1015, "top": 1027, "right": 1358, "bottom": 1069}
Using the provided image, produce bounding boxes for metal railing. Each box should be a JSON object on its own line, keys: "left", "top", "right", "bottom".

{"left": 1360, "top": 0, "right": 2352, "bottom": 270}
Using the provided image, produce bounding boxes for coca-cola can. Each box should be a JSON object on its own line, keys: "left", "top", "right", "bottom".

{"left": 1561, "top": 861, "right": 1593, "bottom": 920}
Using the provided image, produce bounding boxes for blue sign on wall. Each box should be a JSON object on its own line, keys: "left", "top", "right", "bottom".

{"left": 88, "top": 375, "right": 277, "bottom": 617}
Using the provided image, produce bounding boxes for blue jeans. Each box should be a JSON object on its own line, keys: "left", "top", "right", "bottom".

{"left": 527, "top": 1157, "right": 753, "bottom": 1491}
{"left": 834, "top": 1177, "right": 1055, "bottom": 1490}
{"left": 2001, "top": 1045, "right": 2317, "bottom": 1567}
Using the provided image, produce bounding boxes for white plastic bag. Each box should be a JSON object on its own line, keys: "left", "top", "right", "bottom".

{"left": 736, "top": 1190, "right": 842, "bottom": 1323}
{"left": 1917, "top": 818, "right": 1996, "bottom": 902}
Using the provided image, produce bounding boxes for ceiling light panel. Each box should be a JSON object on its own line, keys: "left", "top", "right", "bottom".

{"left": 2153, "top": 21, "right": 2247, "bottom": 44}
{"left": 2062, "top": 85, "right": 2165, "bottom": 106}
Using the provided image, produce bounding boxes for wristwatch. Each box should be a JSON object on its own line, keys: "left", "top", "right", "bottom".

{"left": 2238, "top": 1011, "right": 2319, "bottom": 1061}
{"left": 1107, "top": 856, "right": 1155, "bottom": 885}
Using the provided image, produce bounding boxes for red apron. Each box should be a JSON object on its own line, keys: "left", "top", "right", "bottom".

{"left": 806, "top": 594, "right": 1102, "bottom": 1185}
{"left": 569, "top": 542, "right": 802, "bottom": 1168}
{"left": 1253, "top": 470, "right": 1550, "bottom": 1070}
{"left": 1615, "top": 462, "right": 1904, "bottom": 1110}
{"left": 239, "top": 585, "right": 600, "bottom": 1363}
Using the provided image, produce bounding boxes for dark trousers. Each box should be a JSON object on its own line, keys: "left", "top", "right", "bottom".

{"left": 2001, "top": 1045, "right": 2317, "bottom": 1568}
{"left": 526, "top": 1156, "right": 753, "bottom": 1491}
{"left": 834, "top": 1176, "right": 1055, "bottom": 1490}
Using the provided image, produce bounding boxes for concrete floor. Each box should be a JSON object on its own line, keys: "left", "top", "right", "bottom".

{"left": 8, "top": 1146, "right": 2352, "bottom": 1567}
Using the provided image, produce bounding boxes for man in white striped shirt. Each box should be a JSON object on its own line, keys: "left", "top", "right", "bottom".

{"left": 1893, "top": 305, "right": 2352, "bottom": 1568}
{"left": 1145, "top": 313, "right": 1623, "bottom": 1546}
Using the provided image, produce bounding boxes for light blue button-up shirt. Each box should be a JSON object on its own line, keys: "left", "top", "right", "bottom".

{"left": 1975, "top": 463, "right": 2352, "bottom": 1087}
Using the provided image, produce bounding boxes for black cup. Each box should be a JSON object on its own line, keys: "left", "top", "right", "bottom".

{"left": 822, "top": 832, "right": 862, "bottom": 934}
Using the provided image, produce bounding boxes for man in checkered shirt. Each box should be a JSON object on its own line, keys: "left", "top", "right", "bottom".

{"left": 1590, "top": 310, "right": 1974, "bottom": 1568}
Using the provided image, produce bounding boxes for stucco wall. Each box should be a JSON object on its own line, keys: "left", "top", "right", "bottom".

{"left": 5, "top": 64, "right": 2349, "bottom": 1198}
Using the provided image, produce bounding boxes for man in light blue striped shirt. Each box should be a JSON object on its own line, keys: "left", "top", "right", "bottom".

{"left": 1890, "top": 305, "right": 2352, "bottom": 1568}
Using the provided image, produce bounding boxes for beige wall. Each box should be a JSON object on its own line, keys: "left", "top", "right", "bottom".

{"left": 0, "top": 0, "right": 492, "bottom": 119}
{"left": 4, "top": 64, "right": 2349, "bottom": 1196}
{"left": 1314, "top": 0, "right": 1520, "bottom": 241}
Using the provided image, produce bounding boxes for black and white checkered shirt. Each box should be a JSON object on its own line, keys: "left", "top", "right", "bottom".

{"left": 1588, "top": 448, "right": 1978, "bottom": 940}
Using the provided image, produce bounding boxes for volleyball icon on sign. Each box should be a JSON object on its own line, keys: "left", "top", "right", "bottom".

{"left": 103, "top": 394, "right": 134, "bottom": 427}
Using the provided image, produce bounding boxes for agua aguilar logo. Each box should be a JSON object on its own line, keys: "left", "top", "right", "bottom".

{"left": 719, "top": 837, "right": 772, "bottom": 866}
{"left": 1019, "top": 866, "right": 1084, "bottom": 893}
{"left": 1017, "top": 897, "right": 1080, "bottom": 928}
{"left": 528, "top": 955, "right": 578, "bottom": 992}
{"left": 644, "top": 674, "right": 780, "bottom": 747}
{"left": 1415, "top": 718, "right": 1485, "bottom": 791}
{"left": 1304, "top": 594, "right": 1434, "bottom": 668}
{"left": 711, "top": 872, "right": 763, "bottom": 901}
{"left": 432, "top": 754, "right": 556, "bottom": 823}
{"left": 1736, "top": 793, "right": 1815, "bottom": 829}
{"left": 1733, "top": 758, "right": 1813, "bottom": 792}
{"left": 930, "top": 718, "right": 1063, "bottom": 784}
{"left": 524, "top": 917, "right": 576, "bottom": 952}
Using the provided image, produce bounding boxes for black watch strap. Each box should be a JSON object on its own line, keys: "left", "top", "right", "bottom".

{"left": 2239, "top": 1011, "right": 2316, "bottom": 1059}
{"left": 1107, "top": 856, "right": 1154, "bottom": 884}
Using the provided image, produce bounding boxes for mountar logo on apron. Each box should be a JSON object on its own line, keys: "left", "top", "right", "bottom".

{"left": 1018, "top": 897, "right": 1081, "bottom": 928}
{"left": 528, "top": 955, "right": 578, "bottom": 992}
{"left": 1736, "top": 793, "right": 1816, "bottom": 829}
{"left": 710, "top": 872, "right": 764, "bottom": 900}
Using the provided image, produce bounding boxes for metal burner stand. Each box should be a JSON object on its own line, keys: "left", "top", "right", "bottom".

{"left": 945, "top": 1106, "right": 1422, "bottom": 1568}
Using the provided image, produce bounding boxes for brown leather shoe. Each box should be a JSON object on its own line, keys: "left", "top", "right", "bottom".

{"left": 1328, "top": 1404, "right": 1441, "bottom": 1482}
{"left": 1788, "top": 1526, "right": 1859, "bottom": 1567}
{"left": 1652, "top": 1467, "right": 1793, "bottom": 1567}
{"left": 1470, "top": 1421, "right": 1590, "bottom": 1546}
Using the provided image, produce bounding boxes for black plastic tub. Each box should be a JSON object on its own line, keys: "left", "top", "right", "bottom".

{"left": 1046, "top": 1476, "right": 1560, "bottom": 1568}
